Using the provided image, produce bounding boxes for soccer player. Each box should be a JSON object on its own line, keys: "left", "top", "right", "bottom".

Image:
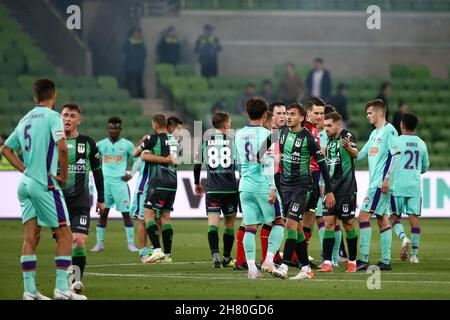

{"left": 302, "top": 97, "right": 326, "bottom": 266}
{"left": 60, "top": 103, "right": 105, "bottom": 293}
{"left": 356, "top": 99, "right": 400, "bottom": 271}
{"left": 1, "top": 79, "right": 86, "bottom": 299}
{"left": 135, "top": 114, "right": 181, "bottom": 263}
{"left": 194, "top": 112, "right": 238, "bottom": 268}
{"left": 234, "top": 97, "right": 285, "bottom": 279}
{"left": 390, "top": 113, "right": 429, "bottom": 263}
{"left": 90, "top": 117, "right": 138, "bottom": 252}
{"left": 319, "top": 112, "right": 359, "bottom": 273}
{"left": 266, "top": 102, "right": 335, "bottom": 280}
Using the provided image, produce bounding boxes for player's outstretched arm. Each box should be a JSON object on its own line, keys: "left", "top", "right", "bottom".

{"left": 0, "top": 146, "right": 25, "bottom": 173}
{"left": 342, "top": 135, "right": 359, "bottom": 158}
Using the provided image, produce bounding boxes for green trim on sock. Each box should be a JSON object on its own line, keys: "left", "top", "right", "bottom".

{"left": 297, "top": 232, "right": 306, "bottom": 243}
{"left": 72, "top": 247, "right": 86, "bottom": 257}
{"left": 324, "top": 229, "right": 335, "bottom": 239}
{"left": 162, "top": 223, "right": 173, "bottom": 231}
{"left": 145, "top": 220, "right": 157, "bottom": 229}
{"left": 286, "top": 229, "right": 297, "bottom": 240}
{"left": 346, "top": 229, "right": 357, "bottom": 239}
{"left": 224, "top": 228, "right": 234, "bottom": 236}
{"left": 208, "top": 225, "right": 219, "bottom": 232}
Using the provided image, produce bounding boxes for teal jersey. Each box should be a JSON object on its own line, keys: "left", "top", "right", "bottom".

{"left": 235, "top": 125, "right": 274, "bottom": 193}
{"left": 134, "top": 157, "right": 151, "bottom": 193}
{"left": 319, "top": 129, "right": 328, "bottom": 149}
{"left": 359, "top": 123, "right": 400, "bottom": 189}
{"left": 5, "top": 105, "right": 65, "bottom": 189}
{"left": 97, "top": 138, "right": 134, "bottom": 181}
{"left": 392, "top": 134, "right": 429, "bottom": 197}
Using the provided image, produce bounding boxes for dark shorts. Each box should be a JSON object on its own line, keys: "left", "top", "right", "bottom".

{"left": 206, "top": 192, "right": 238, "bottom": 216}
{"left": 322, "top": 194, "right": 357, "bottom": 220}
{"left": 68, "top": 207, "right": 91, "bottom": 235}
{"left": 283, "top": 189, "right": 312, "bottom": 222}
{"left": 306, "top": 171, "right": 321, "bottom": 213}
{"left": 144, "top": 188, "right": 176, "bottom": 212}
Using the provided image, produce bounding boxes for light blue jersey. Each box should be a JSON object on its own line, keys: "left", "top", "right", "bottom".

{"left": 358, "top": 123, "right": 400, "bottom": 189}
{"left": 97, "top": 138, "right": 134, "bottom": 181}
{"left": 5, "top": 105, "right": 65, "bottom": 189}
{"left": 392, "top": 134, "right": 429, "bottom": 197}
{"left": 234, "top": 125, "right": 275, "bottom": 193}
{"left": 319, "top": 129, "right": 328, "bottom": 149}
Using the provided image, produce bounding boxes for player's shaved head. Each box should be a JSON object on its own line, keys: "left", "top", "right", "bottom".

{"left": 34, "top": 79, "right": 55, "bottom": 103}
{"left": 246, "top": 97, "right": 268, "bottom": 120}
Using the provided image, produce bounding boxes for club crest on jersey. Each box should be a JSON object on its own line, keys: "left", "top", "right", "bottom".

{"left": 119, "top": 148, "right": 125, "bottom": 153}
{"left": 295, "top": 138, "right": 302, "bottom": 147}
{"left": 77, "top": 143, "right": 85, "bottom": 154}
{"left": 363, "top": 197, "right": 370, "bottom": 203}
{"left": 376, "top": 138, "right": 382, "bottom": 144}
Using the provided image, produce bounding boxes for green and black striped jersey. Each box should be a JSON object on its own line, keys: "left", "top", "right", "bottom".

{"left": 325, "top": 129, "right": 357, "bottom": 196}
{"left": 64, "top": 135, "right": 103, "bottom": 207}
{"left": 194, "top": 131, "right": 238, "bottom": 192}
{"left": 141, "top": 133, "right": 181, "bottom": 190}
{"left": 278, "top": 126, "right": 326, "bottom": 192}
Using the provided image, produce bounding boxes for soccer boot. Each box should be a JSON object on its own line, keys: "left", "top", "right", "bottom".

{"left": 222, "top": 256, "right": 235, "bottom": 268}
{"left": 356, "top": 260, "right": 370, "bottom": 271}
{"left": 273, "top": 264, "right": 289, "bottom": 280}
{"left": 143, "top": 250, "right": 165, "bottom": 264}
{"left": 410, "top": 255, "right": 420, "bottom": 264}
{"left": 23, "top": 291, "right": 51, "bottom": 300}
{"left": 338, "top": 255, "right": 349, "bottom": 264}
{"left": 71, "top": 281, "right": 84, "bottom": 294}
{"left": 247, "top": 270, "right": 263, "bottom": 279}
{"left": 400, "top": 237, "right": 411, "bottom": 261}
{"left": 127, "top": 243, "right": 139, "bottom": 252}
{"left": 212, "top": 255, "right": 222, "bottom": 268}
{"left": 141, "top": 254, "right": 150, "bottom": 263}
{"left": 54, "top": 289, "right": 87, "bottom": 300}
{"left": 318, "top": 261, "right": 333, "bottom": 273}
{"left": 90, "top": 243, "right": 104, "bottom": 253}
{"left": 261, "top": 261, "right": 277, "bottom": 274}
{"left": 376, "top": 261, "right": 392, "bottom": 271}
{"left": 345, "top": 261, "right": 357, "bottom": 273}
{"left": 233, "top": 263, "right": 248, "bottom": 271}
{"left": 157, "top": 254, "right": 173, "bottom": 264}
{"left": 290, "top": 266, "right": 314, "bottom": 280}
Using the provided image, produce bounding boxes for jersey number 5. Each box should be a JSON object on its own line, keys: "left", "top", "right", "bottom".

{"left": 24, "top": 125, "right": 32, "bottom": 151}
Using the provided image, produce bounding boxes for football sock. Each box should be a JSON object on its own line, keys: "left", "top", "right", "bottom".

{"left": 332, "top": 225, "right": 342, "bottom": 264}
{"left": 71, "top": 247, "right": 86, "bottom": 279}
{"left": 317, "top": 221, "right": 325, "bottom": 249}
{"left": 345, "top": 229, "right": 358, "bottom": 261}
{"left": 411, "top": 227, "right": 421, "bottom": 256}
{"left": 322, "top": 229, "right": 335, "bottom": 262}
{"left": 267, "top": 224, "right": 284, "bottom": 257}
{"left": 380, "top": 227, "right": 392, "bottom": 264}
{"left": 55, "top": 256, "right": 71, "bottom": 292}
{"left": 340, "top": 235, "right": 348, "bottom": 258}
{"left": 359, "top": 221, "right": 371, "bottom": 263}
{"left": 146, "top": 220, "right": 161, "bottom": 249}
{"left": 125, "top": 227, "right": 135, "bottom": 244}
{"left": 21, "top": 255, "right": 37, "bottom": 294}
{"left": 236, "top": 226, "right": 246, "bottom": 265}
{"left": 303, "top": 226, "right": 312, "bottom": 245}
{"left": 282, "top": 229, "right": 297, "bottom": 265}
{"left": 208, "top": 225, "right": 219, "bottom": 254}
{"left": 392, "top": 219, "right": 406, "bottom": 241}
{"left": 260, "top": 224, "right": 272, "bottom": 262}
{"left": 295, "top": 232, "right": 309, "bottom": 267}
{"left": 162, "top": 224, "right": 173, "bottom": 254}
{"left": 223, "top": 228, "right": 235, "bottom": 258}
{"left": 243, "top": 228, "right": 257, "bottom": 262}
{"left": 96, "top": 224, "right": 105, "bottom": 244}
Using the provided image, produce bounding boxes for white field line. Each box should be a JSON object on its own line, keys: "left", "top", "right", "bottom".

{"left": 84, "top": 272, "right": 450, "bottom": 285}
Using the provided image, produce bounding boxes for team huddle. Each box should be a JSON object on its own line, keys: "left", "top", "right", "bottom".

{"left": 0, "top": 79, "right": 429, "bottom": 299}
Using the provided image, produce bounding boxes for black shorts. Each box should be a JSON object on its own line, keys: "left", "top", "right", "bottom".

{"left": 306, "top": 171, "right": 321, "bottom": 213}
{"left": 283, "top": 188, "right": 312, "bottom": 222}
{"left": 206, "top": 192, "right": 238, "bottom": 216}
{"left": 68, "top": 207, "right": 90, "bottom": 235}
{"left": 322, "top": 194, "right": 357, "bottom": 220}
{"left": 144, "top": 188, "right": 176, "bottom": 212}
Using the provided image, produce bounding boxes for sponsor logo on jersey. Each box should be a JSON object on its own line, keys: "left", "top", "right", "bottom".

{"left": 369, "top": 147, "right": 379, "bottom": 156}
{"left": 77, "top": 143, "right": 85, "bottom": 154}
{"left": 68, "top": 143, "right": 75, "bottom": 149}
{"left": 103, "top": 155, "right": 123, "bottom": 163}
{"left": 69, "top": 159, "right": 86, "bottom": 173}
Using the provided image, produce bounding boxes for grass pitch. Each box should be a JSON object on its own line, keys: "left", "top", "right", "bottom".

{"left": 1, "top": 218, "right": 450, "bottom": 300}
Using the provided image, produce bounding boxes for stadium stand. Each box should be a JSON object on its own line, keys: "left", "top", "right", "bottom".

{"left": 0, "top": 4, "right": 152, "bottom": 147}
